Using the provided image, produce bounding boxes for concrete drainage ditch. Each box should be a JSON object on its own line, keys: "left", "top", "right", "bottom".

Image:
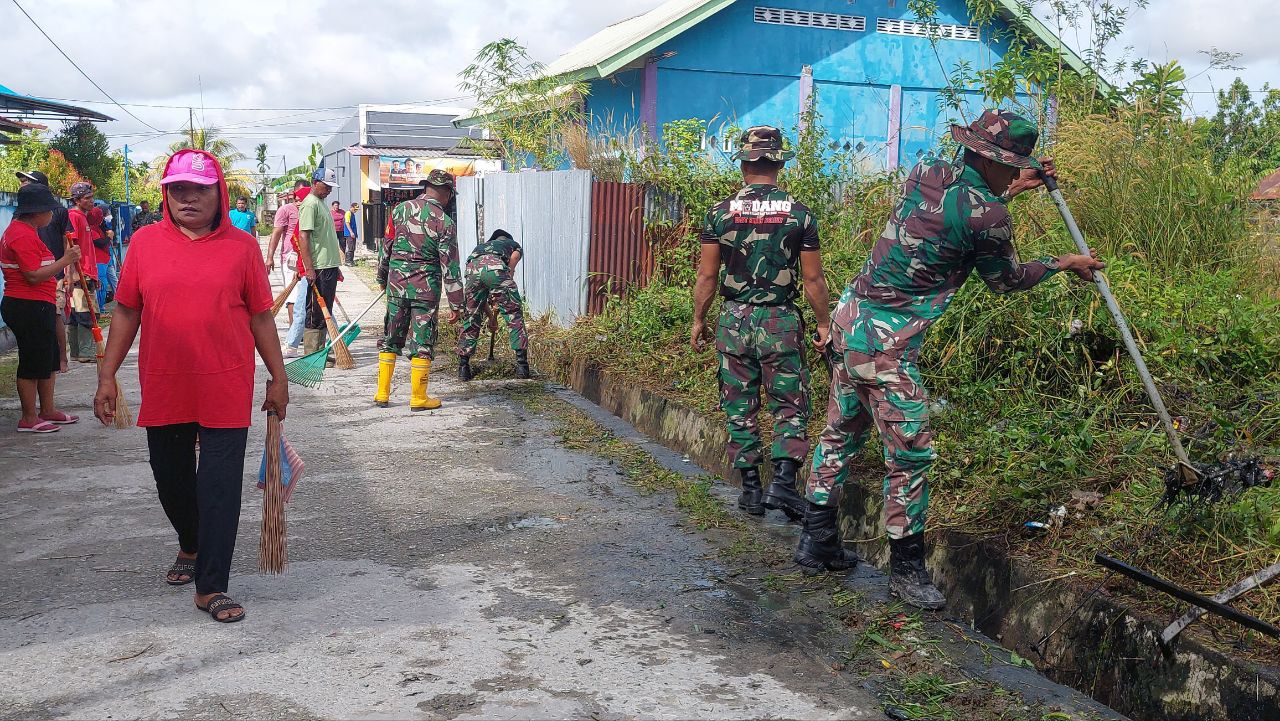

{"left": 554, "top": 357, "right": 1280, "bottom": 721}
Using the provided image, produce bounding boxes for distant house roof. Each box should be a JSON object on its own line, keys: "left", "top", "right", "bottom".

{"left": 0, "top": 84, "right": 113, "bottom": 123}
{"left": 538, "top": 0, "right": 1118, "bottom": 96}
{"left": 345, "top": 146, "right": 449, "bottom": 158}
{"left": 1252, "top": 169, "right": 1280, "bottom": 201}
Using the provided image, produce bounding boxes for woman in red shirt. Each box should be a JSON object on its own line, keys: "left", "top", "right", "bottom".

{"left": 94, "top": 149, "right": 289, "bottom": 623}
{"left": 1, "top": 183, "right": 83, "bottom": 433}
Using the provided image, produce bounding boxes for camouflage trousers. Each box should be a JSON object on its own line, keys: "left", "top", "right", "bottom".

{"left": 457, "top": 256, "right": 527, "bottom": 358}
{"left": 380, "top": 293, "right": 441, "bottom": 360}
{"left": 807, "top": 340, "right": 936, "bottom": 540}
{"left": 715, "top": 301, "right": 811, "bottom": 469}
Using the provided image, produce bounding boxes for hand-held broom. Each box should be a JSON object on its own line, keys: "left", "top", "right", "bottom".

{"left": 258, "top": 410, "right": 286, "bottom": 573}
{"left": 1040, "top": 172, "right": 1198, "bottom": 484}
{"left": 71, "top": 238, "right": 132, "bottom": 428}
{"left": 271, "top": 273, "right": 300, "bottom": 317}
{"left": 311, "top": 284, "right": 355, "bottom": 370}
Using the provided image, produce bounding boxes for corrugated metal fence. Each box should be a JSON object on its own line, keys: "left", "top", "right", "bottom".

{"left": 587, "top": 182, "right": 649, "bottom": 315}
{"left": 457, "top": 170, "right": 593, "bottom": 324}
{"left": 456, "top": 171, "right": 679, "bottom": 325}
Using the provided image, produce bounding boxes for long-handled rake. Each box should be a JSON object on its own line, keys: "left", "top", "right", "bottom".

{"left": 284, "top": 292, "right": 386, "bottom": 388}
{"left": 1041, "top": 174, "right": 1199, "bottom": 484}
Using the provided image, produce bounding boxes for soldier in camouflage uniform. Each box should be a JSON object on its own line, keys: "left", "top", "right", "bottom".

{"left": 797, "top": 109, "right": 1103, "bottom": 608}
{"left": 374, "top": 169, "right": 464, "bottom": 411}
{"left": 691, "top": 126, "right": 832, "bottom": 522}
{"left": 457, "top": 228, "right": 529, "bottom": 381}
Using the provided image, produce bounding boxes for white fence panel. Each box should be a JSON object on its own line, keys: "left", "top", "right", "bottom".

{"left": 467, "top": 170, "right": 591, "bottom": 325}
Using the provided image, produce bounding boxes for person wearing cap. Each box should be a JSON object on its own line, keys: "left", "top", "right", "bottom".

{"left": 66, "top": 182, "right": 100, "bottom": 363}
{"left": 93, "top": 149, "right": 288, "bottom": 624}
{"left": 691, "top": 126, "right": 831, "bottom": 527}
{"left": 279, "top": 185, "right": 314, "bottom": 357}
{"left": 802, "top": 109, "right": 1103, "bottom": 609}
{"left": 1, "top": 183, "right": 83, "bottom": 432}
{"left": 17, "top": 170, "right": 71, "bottom": 371}
{"left": 374, "top": 169, "right": 464, "bottom": 410}
{"left": 456, "top": 228, "right": 528, "bottom": 382}
{"left": 266, "top": 187, "right": 301, "bottom": 296}
{"left": 297, "top": 168, "right": 344, "bottom": 357}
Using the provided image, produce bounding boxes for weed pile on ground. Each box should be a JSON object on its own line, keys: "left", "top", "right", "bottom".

{"left": 534, "top": 109, "right": 1280, "bottom": 656}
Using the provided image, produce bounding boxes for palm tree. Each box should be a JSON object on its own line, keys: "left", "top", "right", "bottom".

{"left": 156, "top": 126, "right": 252, "bottom": 202}
{"left": 272, "top": 142, "right": 323, "bottom": 192}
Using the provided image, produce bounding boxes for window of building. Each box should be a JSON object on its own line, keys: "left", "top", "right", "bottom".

{"left": 754, "top": 6, "right": 867, "bottom": 32}
{"left": 875, "top": 17, "right": 980, "bottom": 41}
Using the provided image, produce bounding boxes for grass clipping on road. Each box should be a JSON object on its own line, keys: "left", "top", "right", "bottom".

{"left": 503, "top": 383, "right": 1111, "bottom": 721}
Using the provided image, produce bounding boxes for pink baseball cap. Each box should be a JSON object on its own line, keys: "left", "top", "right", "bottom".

{"left": 161, "top": 150, "right": 220, "bottom": 185}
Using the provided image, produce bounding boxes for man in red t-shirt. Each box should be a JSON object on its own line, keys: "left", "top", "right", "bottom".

{"left": 65, "top": 182, "right": 100, "bottom": 363}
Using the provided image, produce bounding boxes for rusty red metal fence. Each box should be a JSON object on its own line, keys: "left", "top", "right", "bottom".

{"left": 588, "top": 181, "right": 653, "bottom": 315}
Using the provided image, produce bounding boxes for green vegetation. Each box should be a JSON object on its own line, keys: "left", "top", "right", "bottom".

{"left": 0, "top": 351, "right": 17, "bottom": 399}
{"left": 532, "top": 97, "right": 1280, "bottom": 655}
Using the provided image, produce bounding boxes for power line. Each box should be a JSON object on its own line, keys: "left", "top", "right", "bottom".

{"left": 8, "top": 0, "right": 165, "bottom": 133}
{"left": 29, "top": 95, "right": 472, "bottom": 112}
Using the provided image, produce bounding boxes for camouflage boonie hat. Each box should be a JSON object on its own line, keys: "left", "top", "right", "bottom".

{"left": 733, "top": 126, "right": 795, "bottom": 162}
{"left": 950, "top": 109, "right": 1040, "bottom": 169}
{"left": 422, "top": 169, "right": 456, "bottom": 191}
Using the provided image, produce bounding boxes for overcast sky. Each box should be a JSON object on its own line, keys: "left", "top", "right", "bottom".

{"left": 0, "top": 0, "right": 1275, "bottom": 174}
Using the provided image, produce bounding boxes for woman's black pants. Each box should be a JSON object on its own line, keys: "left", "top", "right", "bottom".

{"left": 146, "top": 424, "right": 249, "bottom": 595}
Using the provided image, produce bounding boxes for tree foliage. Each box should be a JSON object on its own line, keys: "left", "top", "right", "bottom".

{"left": 50, "top": 120, "right": 113, "bottom": 189}
{"left": 458, "top": 38, "right": 589, "bottom": 170}
{"left": 271, "top": 142, "right": 322, "bottom": 192}
{"left": 1193, "top": 78, "right": 1280, "bottom": 175}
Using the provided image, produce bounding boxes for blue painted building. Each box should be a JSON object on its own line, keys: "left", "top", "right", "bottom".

{"left": 492, "top": 0, "right": 1110, "bottom": 169}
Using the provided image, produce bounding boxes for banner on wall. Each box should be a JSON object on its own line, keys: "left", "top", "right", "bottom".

{"left": 378, "top": 156, "right": 500, "bottom": 186}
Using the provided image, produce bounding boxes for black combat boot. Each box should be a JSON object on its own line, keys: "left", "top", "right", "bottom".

{"left": 762, "top": 459, "right": 806, "bottom": 521}
{"left": 458, "top": 356, "right": 473, "bottom": 382}
{"left": 515, "top": 349, "right": 531, "bottom": 379}
{"left": 737, "top": 467, "right": 764, "bottom": 516}
{"left": 888, "top": 533, "right": 946, "bottom": 610}
{"left": 794, "top": 501, "right": 859, "bottom": 575}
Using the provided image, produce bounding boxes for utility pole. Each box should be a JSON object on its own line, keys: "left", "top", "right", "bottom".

{"left": 188, "top": 107, "right": 196, "bottom": 147}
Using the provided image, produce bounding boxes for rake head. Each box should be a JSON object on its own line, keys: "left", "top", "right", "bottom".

{"left": 284, "top": 323, "right": 361, "bottom": 388}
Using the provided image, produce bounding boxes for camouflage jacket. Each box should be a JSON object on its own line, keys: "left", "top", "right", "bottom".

{"left": 468, "top": 235, "right": 522, "bottom": 265}
{"left": 839, "top": 158, "right": 1059, "bottom": 354}
{"left": 700, "top": 184, "right": 819, "bottom": 306}
{"left": 378, "top": 196, "right": 463, "bottom": 309}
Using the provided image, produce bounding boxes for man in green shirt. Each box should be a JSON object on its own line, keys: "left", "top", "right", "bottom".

{"left": 298, "top": 168, "right": 344, "bottom": 355}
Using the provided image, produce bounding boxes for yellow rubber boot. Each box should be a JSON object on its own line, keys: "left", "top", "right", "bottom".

{"left": 374, "top": 352, "right": 397, "bottom": 407}
{"left": 410, "top": 357, "right": 441, "bottom": 412}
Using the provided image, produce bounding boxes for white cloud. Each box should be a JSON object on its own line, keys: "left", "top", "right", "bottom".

{"left": 0, "top": 0, "right": 1274, "bottom": 171}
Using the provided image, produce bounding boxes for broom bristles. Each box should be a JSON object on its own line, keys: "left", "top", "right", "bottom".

{"left": 112, "top": 379, "right": 133, "bottom": 428}
{"left": 271, "top": 276, "right": 300, "bottom": 317}
{"left": 259, "top": 413, "right": 287, "bottom": 574}
{"left": 323, "top": 317, "right": 356, "bottom": 370}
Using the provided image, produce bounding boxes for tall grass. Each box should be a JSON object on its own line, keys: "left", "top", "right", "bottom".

{"left": 538, "top": 109, "right": 1280, "bottom": 652}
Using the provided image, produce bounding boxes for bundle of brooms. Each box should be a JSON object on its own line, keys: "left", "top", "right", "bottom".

{"left": 72, "top": 260, "right": 132, "bottom": 428}
{"left": 259, "top": 410, "right": 287, "bottom": 573}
